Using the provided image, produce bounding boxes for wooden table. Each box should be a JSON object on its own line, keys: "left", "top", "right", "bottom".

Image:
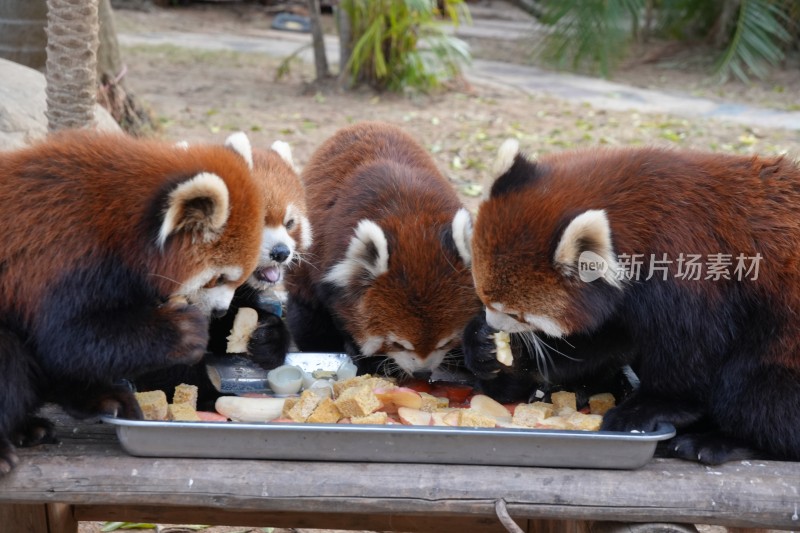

{"left": 0, "top": 408, "right": 798, "bottom": 533}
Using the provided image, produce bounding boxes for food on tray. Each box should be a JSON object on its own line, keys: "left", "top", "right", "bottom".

{"left": 136, "top": 384, "right": 205, "bottom": 421}
{"left": 135, "top": 390, "right": 169, "bottom": 421}
{"left": 334, "top": 385, "right": 382, "bottom": 418}
{"left": 167, "top": 402, "right": 200, "bottom": 422}
{"left": 172, "top": 383, "right": 198, "bottom": 409}
{"left": 550, "top": 391, "right": 577, "bottom": 413}
{"left": 588, "top": 392, "right": 616, "bottom": 415}
{"left": 214, "top": 395, "right": 286, "bottom": 422}
{"left": 134, "top": 373, "right": 618, "bottom": 432}
{"left": 225, "top": 306, "right": 259, "bottom": 354}
{"left": 494, "top": 330, "right": 513, "bottom": 366}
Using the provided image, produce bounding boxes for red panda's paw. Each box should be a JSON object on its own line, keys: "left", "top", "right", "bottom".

{"left": 159, "top": 298, "right": 210, "bottom": 366}
{"left": 601, "top": 392, "right": 704, "bottom": 434}
{"left": 462, "top": 313, "right": 503, "bottom": 380}
{"left": 247, "top": 313, "right": 290, "bottom": 370}
{"left": 664, "top": 432, "right": 760, "bottom": 465}
{"left": 11, "top": 416, "right": 57, "bottom": 448}
{"left": 60, "top": 386, "right": 144, "bottom": 420}
{"left": 0, "top": 437, "right": 18, "bottom": 476}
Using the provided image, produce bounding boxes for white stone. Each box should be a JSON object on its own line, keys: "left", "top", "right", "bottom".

{"left": 0, "top": 57, "right": 121, "bottom": 150}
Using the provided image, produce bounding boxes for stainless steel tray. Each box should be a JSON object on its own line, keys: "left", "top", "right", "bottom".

{"left": 102, "top": 417, "right": 675, "bottom": 470}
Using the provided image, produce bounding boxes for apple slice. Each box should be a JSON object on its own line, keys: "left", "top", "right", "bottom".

{"left": 470, "top": 394, "right": 513, "bottom": 422}
{"left": 374, "top": 387, "right": 423, "bottom": 413}
{"left": 442, "top": 410, "right": 461, "bottom": 427}
{"left": 397, "top": 407, "right": 433, "bottom": 426}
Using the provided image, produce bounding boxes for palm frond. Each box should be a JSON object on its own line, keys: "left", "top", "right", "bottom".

{"left": 714, "top": 0, "right": 792, "bottom": 82}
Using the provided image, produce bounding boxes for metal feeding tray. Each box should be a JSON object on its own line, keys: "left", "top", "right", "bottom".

{"left": 103, "top": 417, "right": 675, "bottom": 470}
{"left": 107, "top": 352, "right": 675, "bottom": 469}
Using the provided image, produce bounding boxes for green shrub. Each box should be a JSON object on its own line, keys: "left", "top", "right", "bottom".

{"left": 534, "top": 0, "right": 797, "bottom": 82}
{"left": 340, "top": 0, "right": 472, "bottom": 92}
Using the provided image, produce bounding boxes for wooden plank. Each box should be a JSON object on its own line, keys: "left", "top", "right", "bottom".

{"left": 0, "top": 410, "right": 798, "bottom": 530}
{"left": 47, "top": 503, "right": 78, "bottom": 533}
{"left": 75, "top": 504, "right": 526, "bottom": 533}
{"left": 0, "top": 503, "right": 50, "bottom": 533}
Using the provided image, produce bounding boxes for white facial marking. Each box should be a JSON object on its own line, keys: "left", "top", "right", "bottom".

{"left": 178, "top": 266, "right": 243, "bottom": 316}
{"left": 485, "top": 307, "right": 566, "bottom": 338}
{"left": 360, "top": 335, "right": 385, "bottom": 356}
{"left": 390, "top": 350, "right": 447, "bottom": 375}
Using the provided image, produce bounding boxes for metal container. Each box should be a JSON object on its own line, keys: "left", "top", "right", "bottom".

{"left": 103, "top": 417, "right": 674, "bottom": 470}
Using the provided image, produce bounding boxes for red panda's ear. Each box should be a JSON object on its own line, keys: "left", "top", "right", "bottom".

{"left": 224, "top": 131, "right": 254, "bottom": 170}
{"left": 158, "top": 172, "right": 231, "bottom": 249}
{"left": 553, "top": 209, "right": 622, "bottom": 288}
{"left": 483, "top": 138, "right": 522, "bottom": 198}
{"left": 270, "top": 140, "right": 298, "bottom": 173}
{"left": 451, "top": 208, "right": 473, "bottom": 266}
{"left": 323, "top": 219, "right": 389, "bottom": 288}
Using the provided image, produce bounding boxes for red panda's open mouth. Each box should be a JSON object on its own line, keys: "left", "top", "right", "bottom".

{"left": 254, "top": 265, "right": 282, "bottom": 284}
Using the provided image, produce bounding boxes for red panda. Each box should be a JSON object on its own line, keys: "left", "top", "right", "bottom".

{"left": 0, "top": 130, "right": 265, "bottom": 475}
{"left": 135, "top": 139, "right": 313, "bottom": 407}
{"left": 464, "top": 139, "right": 800, "bottom": 464}
{"left": 285, "top": 121, "right": 481, "bottom": 377}
{"left": 207, "top": 139, "right": 312, "bottom": 367}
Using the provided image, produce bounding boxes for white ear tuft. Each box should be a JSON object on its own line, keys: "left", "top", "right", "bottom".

{"left": 225, "top": 132, "right": 253, "bottom": 170}
{"left": 451, "top": 208, "right": 473, "bottom": 266}
{"left": 270, "top": 140, "right": 297, "bottom": 172}
{"left": 483, "top": 138, "right": 526, "bottom": 200}
{"left": 175, "top": 140, "right": 189, "bottom": 150}
{"left": 323, "top": 220, "right": 389, "bottom": 288}
{"left": 158, "top": 172, "right": 230, "bottom": 249}
{"left": 493, "top": 138, "right": 520, "bottom": 178}
{"left": 554, "top": 209, "right": 621, "bottom": 288}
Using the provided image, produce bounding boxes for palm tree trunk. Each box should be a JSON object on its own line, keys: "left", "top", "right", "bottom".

{"left": 45, "top": 0, "right": 100, "bottom": 132}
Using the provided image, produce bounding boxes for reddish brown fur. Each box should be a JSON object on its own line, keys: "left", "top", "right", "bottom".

{"left": 0, "top": 130, "right": 267, "bottom": 474}
{"left": 252, "top": 147, "right": 307, "bottom": 235}
{"left": 286, "top": 121, "right": 480, "bottom": 374}
{"left": 468, "top": 145, "right": 800, "bottom": 462}
{"left": 0, "top": 131, "right": 264, "bottom": 324}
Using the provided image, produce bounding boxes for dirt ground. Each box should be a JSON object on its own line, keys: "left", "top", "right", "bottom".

{"left": 111, "top": 0, "right": 800, "bottom": 215}
{"left": 78, "top": 2, "right": 798, "bottom": 532}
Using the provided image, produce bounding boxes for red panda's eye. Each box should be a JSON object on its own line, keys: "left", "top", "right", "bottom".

{"left": 388, "top": 341, "right": 406, "bottom": 352}
{"left": 205, "top": 275, "right": 228, "bottom": 288}
{"left": 285, "top": 219, "right": 295, "bottom": 230}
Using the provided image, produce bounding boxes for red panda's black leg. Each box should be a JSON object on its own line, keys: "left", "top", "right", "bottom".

{"left": 56, "top": 381, "right": 143, "bottom": 420}
{"left": 36, "top": 263, "right": 210, "bottom": 385}
{"left": 0, "top": 329, "right": 43, "bottom": 475}
{"left": 708, "top": 359, "right": 800, "bottom": 462}
{"left": 600, "top": 390, "right": 705, "bottom": 433}
{"left": 286, "top": 294, "right": 346, "bottom": 353}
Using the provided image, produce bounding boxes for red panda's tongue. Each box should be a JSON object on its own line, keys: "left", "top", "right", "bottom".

{"left": 256, "top": 266, "right": 281, "bottom": 283}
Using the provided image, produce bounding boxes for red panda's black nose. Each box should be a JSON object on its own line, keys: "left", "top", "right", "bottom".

{"left": 270, "top": 243, "right": 290, "bottom": 263}
{"left": 210, "top": 307, "right": 227, "bottom": 319}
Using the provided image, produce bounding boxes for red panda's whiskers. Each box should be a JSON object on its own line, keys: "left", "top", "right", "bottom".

{"left": 147, "top": 273, "right": 187, "bottom": 287}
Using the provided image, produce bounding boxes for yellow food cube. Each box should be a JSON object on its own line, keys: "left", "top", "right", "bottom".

{"left": 305, "top": 398, "right": 342, "bottom": 424}
{"left": 334, "top": 385, "right": 381, "bottom": 418}
{"left": 134, "top": 390, "right": 168, "bottom": 421}
{"left": 550, "top": 391, "right": 577, "bottom": 412}
{"left": 588, "top": 392, "right": 616, "bottom": 415}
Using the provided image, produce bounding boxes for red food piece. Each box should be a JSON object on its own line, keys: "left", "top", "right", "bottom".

{"left": 403, "top": 378, "right": 433, "bottom": 394}
{"left": 196, "top": 411, "right": 229, "bottom": 422}
{"left": 430, "top": 382, "right": 474, "bottom": 404}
